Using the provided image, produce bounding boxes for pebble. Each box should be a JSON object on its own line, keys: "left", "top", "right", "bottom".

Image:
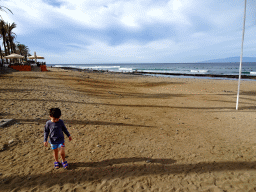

{"left": 190, "top": 154, "right": 197, "bottom": 158}
{"left": 146, "top": 160, "right": 151, "bottom": 163}
{"left": 97, "top": 145, "right": 101, "bottom": 147}
{"left": 8, "top": 139, "right": 14, "bottom": 144}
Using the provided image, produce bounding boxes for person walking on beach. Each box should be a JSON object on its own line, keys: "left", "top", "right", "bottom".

{"left": 44, "top": 108, "right": 72, "bottom": 169}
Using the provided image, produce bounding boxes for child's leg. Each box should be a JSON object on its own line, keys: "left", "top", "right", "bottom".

{"left": 59, "top": 146, "right": 65, "bottom": 162}
{"left": 53, "top": 148, "right": 59, "bottom": 162}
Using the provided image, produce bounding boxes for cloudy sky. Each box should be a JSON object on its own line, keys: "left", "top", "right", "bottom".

{"left": 1, "top": 0, "right": 256, "bottom": 64}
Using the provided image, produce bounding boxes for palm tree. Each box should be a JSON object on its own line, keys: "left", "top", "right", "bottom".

{"left": 9, "top": 34, "right": 16, "bottom": 53}
{"left": 5, "top": 22, "right": 16, "bottom": 54}
{"left": 16, "top": 43, "right": 30, "bottom": 60}
{"left": 0, "top": 35, "right": 3, "bottom": 65}
{"left": 0, "top": 20, "right": 8, "bottom": 64}
{"left": 0, "top": 2, "right": 12, "bottom": 66}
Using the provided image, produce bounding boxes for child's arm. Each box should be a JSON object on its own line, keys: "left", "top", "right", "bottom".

{"left": 61, "top": 121, "right": 71, "bottom": 139}
{"left": 44, "top": 124, "right": 49, "bottom": 146}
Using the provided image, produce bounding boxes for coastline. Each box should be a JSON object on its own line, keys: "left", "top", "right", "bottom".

{"left": 1, "top": 67, "right": 256, "bottom": 191}
{"left": 57, "top": 66, "right": 256, "bottom": 80}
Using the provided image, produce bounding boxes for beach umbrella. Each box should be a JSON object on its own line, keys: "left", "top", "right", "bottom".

{"left": 236, "top": 0, "right": 247, "bottom": 110}
{"left": 28, "top": 56, "right": 44, "bottom": 59}
{"left": 4, "top": 53, "right": 24, "bottom": 63}
{"left": 28, "top": 52, "right": 44, "bottom": 63}
{"left": 4, "top": 53, "right": 24, "bottom": 59}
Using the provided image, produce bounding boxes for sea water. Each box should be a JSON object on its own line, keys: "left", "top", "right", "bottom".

{"left": 47, "top": 63, "right": 256, "bottom": 79}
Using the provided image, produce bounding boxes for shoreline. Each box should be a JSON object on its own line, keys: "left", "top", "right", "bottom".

{"left": 56, "top": 66, "right": 256, "bottom": 80}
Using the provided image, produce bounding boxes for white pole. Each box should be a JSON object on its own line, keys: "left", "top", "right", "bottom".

{"left": 236, "top": 0, "right": 247, "bottom": 110}
{"left": 34, "top": 51, "right": 37, "bottom": 63}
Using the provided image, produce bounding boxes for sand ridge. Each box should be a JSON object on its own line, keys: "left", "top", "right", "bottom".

{"left": 1, "top": 68, "right": 256, "bottom": 191}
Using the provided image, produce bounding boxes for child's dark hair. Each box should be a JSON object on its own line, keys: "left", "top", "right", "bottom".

{"left": 49, "top": 108, "right": 61, "bottom": 118}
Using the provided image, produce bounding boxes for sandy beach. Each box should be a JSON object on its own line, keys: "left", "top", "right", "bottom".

{"left": 1, "top": 67, "right": 256, "bottom": 191}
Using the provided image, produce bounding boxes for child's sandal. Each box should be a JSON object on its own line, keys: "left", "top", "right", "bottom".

{"left": 62, "top": 161, "right": 68, "bottom": 169}
{"left": 54, "top": 161, "right": 60, "bottom": 169}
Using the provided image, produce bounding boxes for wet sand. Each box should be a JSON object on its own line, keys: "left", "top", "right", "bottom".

{"left": 1, "top": 67, "right": 256, "bottom": 191}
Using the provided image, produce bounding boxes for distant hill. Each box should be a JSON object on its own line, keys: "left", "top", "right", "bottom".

{"left": 199, "top": 57, "right": 256, "bottom": 63}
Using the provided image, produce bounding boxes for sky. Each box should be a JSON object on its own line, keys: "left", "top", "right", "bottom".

{"left": 1, "top": 0, "right": 256, "bottom": 64}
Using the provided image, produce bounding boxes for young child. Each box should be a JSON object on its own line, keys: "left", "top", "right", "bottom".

{"left": 44, "top": 108, "right": 72, "bottom": 169}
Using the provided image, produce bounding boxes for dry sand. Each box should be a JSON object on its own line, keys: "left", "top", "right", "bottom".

{"left": 1, "top": 67, "right": 256, "bottom": 191}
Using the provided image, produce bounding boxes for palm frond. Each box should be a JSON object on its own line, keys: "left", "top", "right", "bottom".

{"left": 0, "top": 6, "right": 13, "bottom": 14}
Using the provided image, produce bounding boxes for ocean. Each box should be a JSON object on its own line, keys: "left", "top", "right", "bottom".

{"left": 47, "top": 62, "right": 256, "bottom": 80}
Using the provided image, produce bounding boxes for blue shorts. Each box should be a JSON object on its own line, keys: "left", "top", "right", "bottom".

{"left": 51, "top": 143, "right": 65, "bottom": 150}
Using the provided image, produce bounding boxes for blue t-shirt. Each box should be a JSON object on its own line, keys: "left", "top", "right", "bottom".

{"left": 44, "top": 119, "right": 70, "bottom": 144}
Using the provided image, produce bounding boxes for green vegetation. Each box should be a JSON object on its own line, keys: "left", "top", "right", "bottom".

{"left": 0, "top": 4, "right": 31, "bottom": 66}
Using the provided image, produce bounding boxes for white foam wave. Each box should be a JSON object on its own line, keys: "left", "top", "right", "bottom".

{"left": 137, "top": 70, "right": 186, "bottom": 73}
{"left": 119, "top": 68, "right": 133, "bottom": 72}
{"left": 87, "top": 66, "right": 120, "bottom": 69}
{"left": 190, "top": 70, "right": 208, "bottom": 73}
{"left": 53, "top": 65, "right": 65, "bottom": 67}
{"left": 54, "top": 65, "right": 82, "bottom": 69}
